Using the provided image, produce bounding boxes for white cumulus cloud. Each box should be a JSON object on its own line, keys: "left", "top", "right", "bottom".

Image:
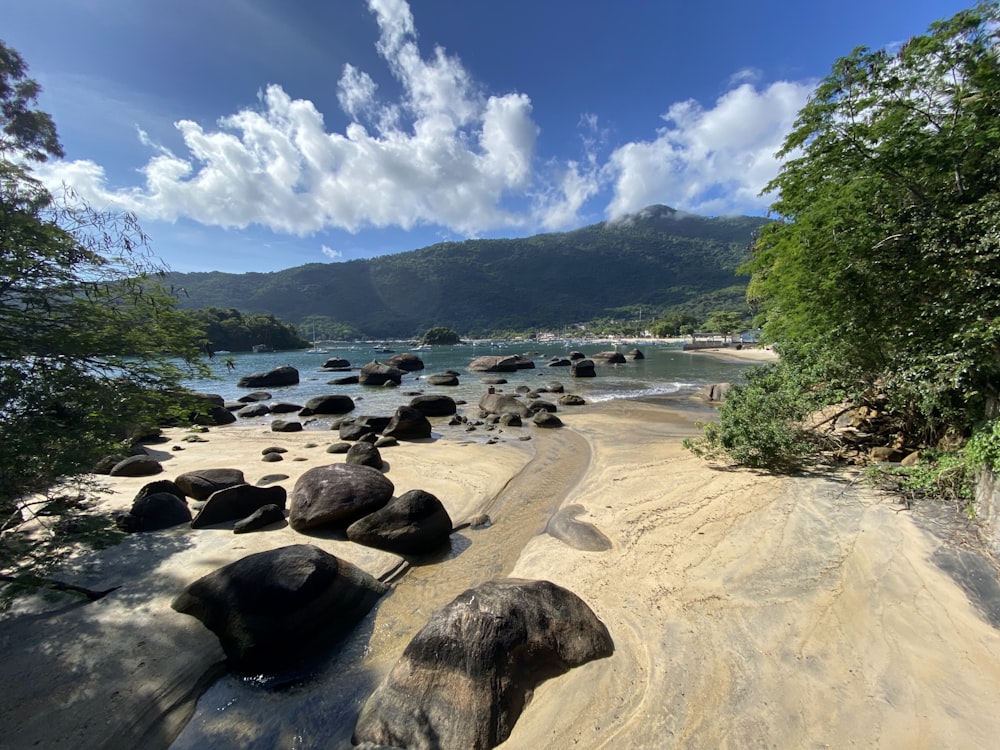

{"left": 321, "top": 244, "right": 343, "bottom": 260}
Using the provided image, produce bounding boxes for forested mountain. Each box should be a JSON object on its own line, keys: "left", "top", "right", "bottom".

{"left": 166, "top": 206, "right": 769, "bottom": 338}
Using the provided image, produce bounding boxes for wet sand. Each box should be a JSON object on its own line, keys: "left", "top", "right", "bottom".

{"left": 2, "top": 398, "right": 1000, "bottom": 749}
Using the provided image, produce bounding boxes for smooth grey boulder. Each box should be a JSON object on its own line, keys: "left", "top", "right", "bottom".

{"left": 236, "top": 402, "right": 271, "bottom": 418}
{"left": 303, "top": 394, "right": 356, "bottom": 415}
{"left": 592, "top": 351, "right": 627, "bottom": 363}
{"left": 271, "top": 419, "right": 303, "bottom": 432}
{"left": 533, "top": 411, "right": 563, "bottom": 428}
{"left": 426, "top": 373, "right": 459, "bottom": 386}
{"left": 289, "top": 464, "right": 394, "bottom": 531}
{"left": 383, "top": 405, "right": 432, "bottom": 440}
{"left": 190, "top": 483, "right": 287, "bottom": 528}
{"left": 571, "top": 359, "right": 596, "bottom": 378}
{"left": 468, "top": 355, "right": 520, "bottom": 373}
{"left": 322, "top": 357, "right": 351, "bottom": 370}
{"left": 478, "top": 392, "right": 530, "bottom": 418}
{"left": 353, "top": 578, "right": 613, "bottom": 749}
{"left": 238, "top": 391, "right": 272, "bottom": 403}
{"left": 172, "top": 544, "right": 388, "bottom": 673}
{"left": 109, "top": 454, "right": 162, "bottom": 477}
{"left": 359, "top": 361, "right": 406, "bottom": 386}
{"left": 237, "top": 366, "right": 299, "bottom": 388}
{"left": 386, "top": 353, "right": 425, "bottom": 372}
{"left": 346, "top": 489, "right": 453, "bottom": 555}
{"left": 345, "top": 442, "right": 383, "bottom": 470}
{"left": 559, "top": 394, "right": 587, "bottom": 406}
{"left": 175, "top": 468, "right": 246, "bottom": 501}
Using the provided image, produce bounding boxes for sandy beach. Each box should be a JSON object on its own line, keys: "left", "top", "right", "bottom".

{"left": 2, "top": 394, "right": 1000, "bottom": 749}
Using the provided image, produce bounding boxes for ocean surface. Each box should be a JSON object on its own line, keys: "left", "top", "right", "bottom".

{"left": 182, "top": 341, "right": 757, "bottom": 424}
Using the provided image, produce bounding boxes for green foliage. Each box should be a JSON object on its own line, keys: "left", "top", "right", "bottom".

{"left": 165, "top": 206, "right": 768, "bottom": 338}
{"left": 966, "top": 417, "right": 1000, "bottom": 472}
{"left": 421, "top": 326, "right": 460, "bottom": 345}
{"left": 0, "top": 40, "right": 208, "bottom": 592}
{"left": 719, "top": 4, "right": 1000, "bottom": 471}
{"left": 701, "top": 311, "right": 746, "bottom": 335}
{"left": 867, "top": 451, "right": 975, "bottom": 517}
{"left": 185, "top": 307, "right": 309, "bottom": 352}
{"left": 684, "top": 363, "right": 826, "bottom": 469}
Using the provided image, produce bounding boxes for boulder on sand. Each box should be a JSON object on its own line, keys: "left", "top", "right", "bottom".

{"left": 175, "top": 468, "right": 246, "bottom": 501}
{"left": 289, "top": 464, "right": 394, "bottom": 531}
{"left": 383, "top": 405, "right": 432, "bottom": 440}
{"left": 353, "top": 578, "right": 613, "bottom": 749}
{"left": 346, "top": 489, "right": 453, "bottom": 555}
{"left": 172, "top": 544, "right": 388, "bottom": 673}
{"left": 190, "top": 483, "right": 287, "bottom": 528}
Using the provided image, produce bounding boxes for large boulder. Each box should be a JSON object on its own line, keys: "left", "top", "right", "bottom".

{"left": 592, "top": 351, "right": 627, "bottom": 363}
{"left": 346, "top": 489, "right": 453, "bottom": 555}
{"left": 321, "top": 356, "right": 351, "bottom": 370}
{"left": 386, "top": 353, "right": 425, "bottom": 372}
{"left": 409, "top": 394, "right": 458, "bottom": 417}
{"left": 353, "top": 578, "right": 614, "bottom": 749}
{"left": 697, "top": 383, "right": 732, "bottom": 403}
{"left": 175, "top": 468, "right": 246, "bottom": 501}
{"left": 345, "top": 442, "right": 384, "bottom": 470}
{"left": 478, "top": 392, "right": 530, "bottom": 418}
{"left": 237, "top": 366, "right": 299, "bottom": 389}
{"left": 115, "top": 483, "right": 191, "bottom": 532}
{"left": 233, "top": 504, "right": 285, "bottom": 534}
{"left": 236, "top": 402, "right": 271, "bottom": 418}
{"left": 109, "top": 454, "right": 162, "bottom": 477}
{"left": 289, "top": 464, "right": 394, "bottom": 531}
{"left": 468, "top": 355, "right": 520, "bottom": 373}
{"left": 627, "top": 348, "right": 645, "bottom": 360}
{"left": 383, "top": 405, "right": 432, "bottom": 440}
{"left": 426, "top": 373, "right": 460, "bottom": 386}
{"left": 359, "top": 361, "right": 406, "bottom": 386}
{"left": 571, "top": 359, "right": 596, "bottom": 378}
{"left": 303, "top": 394, "right": 356, "bottom": 415}
{"left": 172, "top": 544, "right": 388, "bottom": 673}
{"left": 190, "top": 483, "right": 287, "bottom": 528}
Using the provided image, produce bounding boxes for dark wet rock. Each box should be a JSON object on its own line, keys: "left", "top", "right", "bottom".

{"left": 426, "top": 373, "right": 459, "bottom": 386}
{"left": 559, "top": 394, "right": 587, "bottom": 406}
{"left": 498, "top": 413, "right": 522, "bottom": 427}
{"left": 546, "top": 504, "right": 612, "bottom": 552}
{"left": 322, "top": 357, "right": 351, "bottom": 370}
{"left": 262, "top": 446, "right": 287, "bottom": 455}
{"left": 303, "top": 394, "right": 356, "bottom": 415}
{"left": 548, "top": 358, "right": 571, "bottom": 367}
{"left": 567, "top": 351, "right": 585, "bottom": 360}
{"left": 238, "top": 366, "right": 299, "bottom": 389}
{"left": 544, "top": 382, "right": 565, "bottom": 393}
{"left": 346, "top": 489, "right": 453, "bottom": 555}
{"left": 191, "top": 483, "right": 287, "bottom": 528}
{"left": 115, "top": 492, "right": 191, "bottom": 533}
{"left": 627, "top": 348, "right": 645, "bottom": 360}
{"left": 593, "top": 351, "right": 627, "bottom": 363}
{"left": 270, "top": 402, "right": 303, "bottom": 414}
{"left": 262, "top": 453, "right": 283, "bottom": 462}
{"left": 359, "top": 361, "right": 406, "bottom": 386}
{"left": 533, "top": 412, "right": 563, "bottom": 428}
{"left": 236, "top": 402, "right": 271, "bottom": 418}
{"left": 257, "top": 474, "right": 289, "bottom": 486}
{"left": 238, "top": 391, "right": 272, "bottom": 403}
{"left": 409, "top": 394, "right": 458, "bottom": 417}
{"left": 509, "top": 355, "right": 536, "bottom": 370}
{"left": 109, "top": 454, "right": 163, "bottom": 477}
{"left": 233, "top": 504, "right": 285, "bottom": 534}
{"left": 271, "top": 419, "right": 303, "bottom": 433}
{"left": 326, "top": 442, "right": 352, "bottom": 454}
{"left": 478, "top": 392, "right": 530, "bottom": 418}
{"left": 374, "top": 435, "right": 398, "bottom": 448}
{"left": 479, "top": 377, "right": 508, "bottom": 385}
{"left": 346, "top": 442, "right": 384, "bottom": 470}
{"left": 386, "top": 353, "right": 425, "bottom": 372}
{"left": 527, "top": 400, "right": 557, "bottom": 414}
{"left": 339, "top": 421, "right": 374, "bottom": 441}
{"left": 172, "top": 544, "right": 388, "bottom": 673}
{"left": 289, "top": 464, "right": 394, "bottom": 531}
{"left": 353, "top": 578, "right": 613, "bottom": 750}
{"left": 328, "top": 375, "right": 360, "bottom": 385}
{"left": 383, "top": 405, "right": 432, "bottom": 440}
{"left": 468, "top": 355, "right": 521, "bottom": 372}
{"left": 571, "top": 359, "right": 596, "bottom": 378}
{"left": 175, "top": 468, "right": 246, "bottom": 501}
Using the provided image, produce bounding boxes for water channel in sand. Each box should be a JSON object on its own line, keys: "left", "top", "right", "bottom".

{"left": 170, "top": 427, "right": 597, "bottom": 749}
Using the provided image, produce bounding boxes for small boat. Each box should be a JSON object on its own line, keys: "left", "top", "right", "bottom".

{"left": 412, "top": 344, "right": 432, "bottom": 351}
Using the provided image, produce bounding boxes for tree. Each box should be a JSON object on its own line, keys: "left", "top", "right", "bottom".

{"left": 742, "top": 4, "right": 1000, "bottom": 446}
{"left": 0, "top": 40, "right": 208, "bottom": 594}
{"left": 701, "top": 311, "right": 745, "bottom": 336}
{"left": 421, "top": 326, "right": 460, "bottom": 345}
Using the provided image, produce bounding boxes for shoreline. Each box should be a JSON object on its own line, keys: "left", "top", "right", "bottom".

{"left": 3, "top": 396, "right": 1000, "bottom": 748}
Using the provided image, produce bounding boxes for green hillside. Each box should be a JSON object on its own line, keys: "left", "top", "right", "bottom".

{"left": 166, "top": 206, "right": 769, "bottom": 338}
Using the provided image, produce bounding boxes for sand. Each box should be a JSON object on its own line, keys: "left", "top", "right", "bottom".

{"left": 2, "top": 398, "right": 1000, "bottom": 749}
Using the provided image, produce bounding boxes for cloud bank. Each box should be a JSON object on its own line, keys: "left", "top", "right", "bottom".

{"left": 39, "top": 0, "right": 813, "bottom": 238}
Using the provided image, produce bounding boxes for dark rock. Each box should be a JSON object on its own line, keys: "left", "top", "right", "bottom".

{"left": 94, "top": 454, "right": 128, "bottom": 474}
{"left": 270, "top": 402, "right": 303, "bottom": 414}
{"left": 304, "top": 394, "right": 356, "bottom": 415}
{"left": 339, "top": 421, "right": 375, "bottom": 441}
{"left": 559, "top": 394, "right": 587, "bottom": 406}
{"left": 109, "top": 454, "right": 162, "bottom": 477}
{"left": 509, "top": 354, "right": 536, "bottom": 370}
{"left": 547, "top": 358, "right": 571, "bottom": 367}
{"left": 172, "top": 544, "right": 388, "bottom": 673}
{"left": 328, "top": 375, "right": 360, "bottom": 385}
{"left": 175, "top": 468, "right": 246, "bottom": 501}
{"left": 191, "top": 483, "right": 287, "bottom": 528}
{"left": 262, "top": 453, "right": 284, "bottom": 462}
{"left": 257, "top": 474, "right": 289, "bottom": 485}
{"left": 115, "top": 492, "right": 191, "bottom": 533}
{"left": 409, "top": 394, "right": 458, "bottom": 417}
{"left": 236, "top": 402, "right": 271, "bottom": 418}
{"left": 374, "top": 436, "right": 398, "bottom": 448}
{"left": 359, "top": 361, "right": 406, "bottom": 386}
{"left": 478, "top": 392, "right": 530, "bottom": 418}
{"left": 134, "top": 479, "right": 186, "bottom": 503}
{"left": 571, "top": 359, "right": 596, "bottom": 378}
{"left": 262, "top": 446, "right": 288, "bottom": 455}
{"left": 468, "top": 355, "right": 520, "bottom": 372}
{"left": 426, "top": 373, "right": 459, "bottom": 386}
{"left": 353, "top": 579, "right": 613, "bottom": 749}
{"left": 386, "top": 353, "right": 425, "bottom": 372}
{"left": 271, "top": 419, "right": 303, "bottom": 433}
{"left": 289, "top": 464, "right": 394, "bottom": 531}
{"left": 346, "top": 489, "right": 453, "bottom": 555}
{"left": 544, "top": 382, "right": 565, "bottom": 393}
{"left": 195, "top": 405, "right": 238, "bottom": 426}
{"left": 322, "top": 357, "right": 351, "bottom": 370}
{"left": 238, "top": 391, "right": 272, "bottom": 403}
{"left": 479, "top": 377, "right": 508, "bottom": 385}
{"left": 498, "top": 413, "right": 522, "bottom": 427}
{"left": 346, "top": 442, "right": 384, "bottom": 470}
{"left": 326, "top": 442, "right": 352, "bottom": 454}
{"left": 567, "top": 351, "right": 586, "bottom": 360}
{"left": 383, "top": 405, "right": 432, "bottom": 440}
{"left": 233, "top": 504, "right": 285, "bottom": 533}
{"left": 593, "top": 351, "right": 627, "bottom": 363}
{"left": 533, "top": 412, "right": 563, "bottom": 428}
{"left": 527, "top": 400, "right": 557, "bottom": 414}
{"left": 627, "top": 348, "right": 645, "bottom": 360}
{"left": 238, "top": 366, "right": 299, "bottom": 389}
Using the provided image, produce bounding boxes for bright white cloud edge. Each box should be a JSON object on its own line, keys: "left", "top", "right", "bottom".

{"left": 36, "top": 0, "right": 814, "bottom": 243}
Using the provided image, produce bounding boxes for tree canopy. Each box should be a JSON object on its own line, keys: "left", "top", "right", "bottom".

{"left": 743, "top": 3, "right": 1000, "bottom": 443}
{"left": 0, "top": 40, "right": 207, "bottom": 589}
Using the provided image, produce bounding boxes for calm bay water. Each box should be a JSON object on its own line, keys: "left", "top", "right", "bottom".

{"left": 183, "top": 341, "right": 754, "bottom": 422}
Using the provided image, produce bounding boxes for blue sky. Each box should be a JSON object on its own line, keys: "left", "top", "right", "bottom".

{"left": 3, "top": 0, "right": 971, "bottom": 273}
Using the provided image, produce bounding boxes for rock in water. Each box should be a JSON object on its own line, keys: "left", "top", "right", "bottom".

{"left": 172, "top": 544, "right": 387, "bottom": 673}
{"left": 353, "top": 578, "right": 613, "bottom": 749}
